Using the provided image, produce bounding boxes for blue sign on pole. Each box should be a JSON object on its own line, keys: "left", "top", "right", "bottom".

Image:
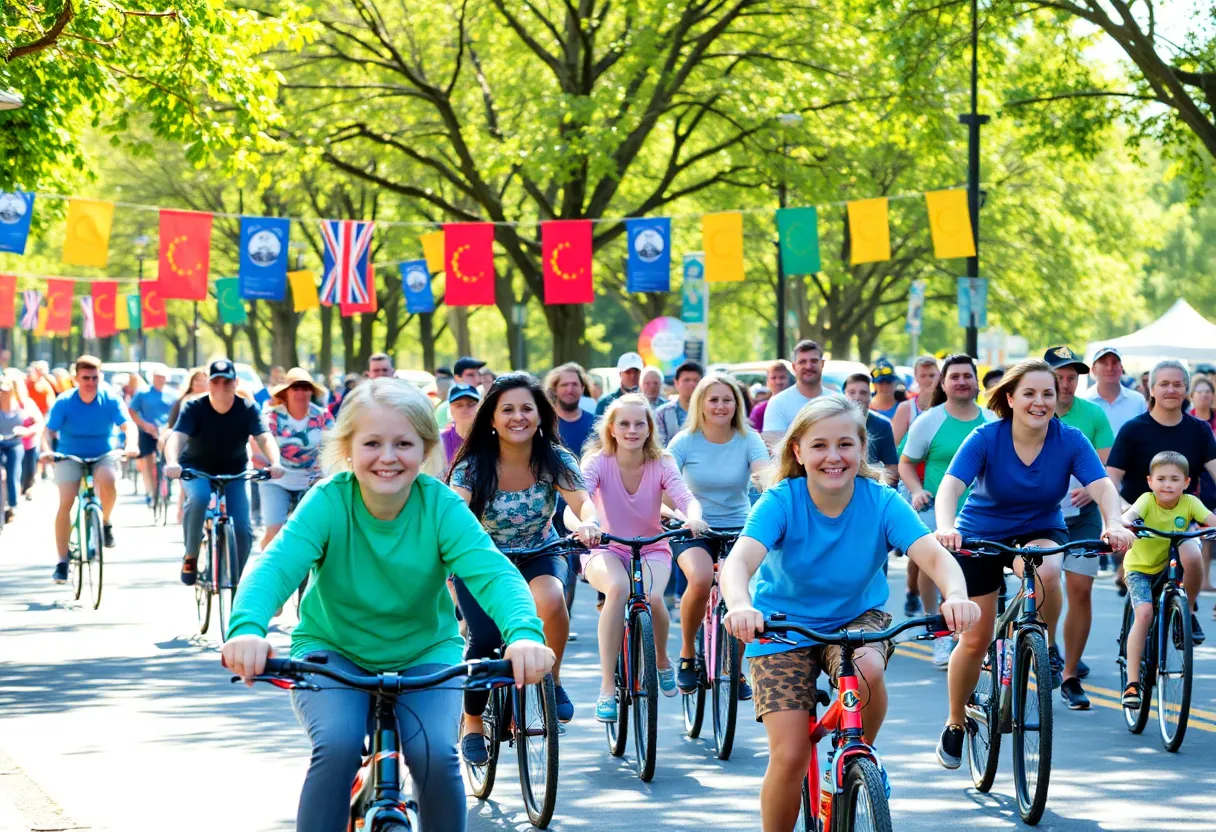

{"left": 625, "top": 217, "right": 671, "bottom": 293}
{"left": 238, "top": 216, "right": 290, "bottom": 301}
{"left": 0, "top": 191, "right": 35, "bottom": 255}
{"left": 681, "top": 254, "right": 707, "bottom": 325}
{"left": 956, "top": 277, "right": 988, "bottom": 329}
{"left": 399, "top": 259, "right": 435, "bottom": 313}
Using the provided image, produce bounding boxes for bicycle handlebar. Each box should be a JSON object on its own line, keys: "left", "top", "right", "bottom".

{"left": 600, "top": 527, "right": 694, "bottom": 548}
{"left": 238, "top": 656, "right": 516, "bottom": 693}
{"left": 958, "top": 538, "right": 1112, "bottom": 558}
{"left": 499, "top": 535, "right": 589, "bottom": 560}
{"left": 47, "top": 452, "right": 111, "bottom": 466}
{"left": 761, "top": 613, "right": 952, "bottom": 647}
{"left": 1130, "top": 523, "right": 1216, "bottom": 542}
{"left": 180, "top": 467, "right": 271, "bottom": 484}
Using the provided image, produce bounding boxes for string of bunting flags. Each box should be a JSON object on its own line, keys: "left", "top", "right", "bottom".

{"left": 0, "top": 187, "right": 976, "bottom": 335}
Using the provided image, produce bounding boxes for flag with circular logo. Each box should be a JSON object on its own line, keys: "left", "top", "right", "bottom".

{"left": 44, "top": 278, "right": 74, "bottom": 334}
{"left": 62, "top": 199, "right": 114, "bottom": 268}
{"left": 239, "top": 217, "right": 289, "bottom": 300}
{"left": 91, "top": 280, "right": 118, "bottom": 338}
{"left": 543, "top": 220, "right": 593, "bottom": 305}
{"left": 0, "top": 191, "right": 34, "bottom": 255}
{"left": 625, "top": 217, "right": 671, "bottom": 293}
{"left": 216, "top": 277, "right": 248, "bottom": 325}
{"left": 399, "top": 260, "right": 435, "bottom": 314}
{"left": 444, "top": 223, "right": 495, "bottom": 306}
{"left": 140, "top": 281, "right": 167, "bottom": 330}
{"left": 158, "top": 209, "right": 212, "bottom": 300}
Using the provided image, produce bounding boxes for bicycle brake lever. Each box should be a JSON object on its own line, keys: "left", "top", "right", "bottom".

{"left": 758, "top": 632, "right": 797, "bottom": 646}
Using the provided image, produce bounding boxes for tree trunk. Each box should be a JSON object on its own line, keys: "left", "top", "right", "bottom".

{"left": 319, "top": 304, "right": 333, "bottom": 376}
{"left": 448, "top": 308, "right": 471, "bottom": 356}
{"left": 269, "top": 302, "right": 298, "bottom": 368}
{"left": 419, "top": 312, "right": 436, "bottom": 371}
{"left": 544, "top": 304, "right": 588, "bottom": 366}
{"left": 244, "top": 301, "right": 270, "bottom": 374}
{"left": 340, "top": 313, "right": 356, "bottom": 373}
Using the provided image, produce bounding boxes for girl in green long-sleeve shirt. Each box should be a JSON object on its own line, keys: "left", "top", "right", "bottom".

{"left": 224, "top": 378, "right": 553, "bottom": 832}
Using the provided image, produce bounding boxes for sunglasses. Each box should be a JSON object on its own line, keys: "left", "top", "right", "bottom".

{"left": 288, "top": 383, "right": 314, "bottom": 392}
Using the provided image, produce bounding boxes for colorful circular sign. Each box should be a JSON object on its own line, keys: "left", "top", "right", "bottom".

{"left": 638, "top": 316, "right": 687, "bottom": 375}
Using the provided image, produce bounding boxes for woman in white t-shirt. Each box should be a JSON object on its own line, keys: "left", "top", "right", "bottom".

{"left": 666, "top": 372, "right": 771, "bottom": 693}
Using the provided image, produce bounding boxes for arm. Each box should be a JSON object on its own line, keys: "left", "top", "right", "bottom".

{"left": 127, "top": 398, "right": 158, "bottom": 436}
{"left": 1121, "top": 506, "right": 1142, "bottom": 526}
{"left": 659, "top": 455, "right": 705, "bottom": 532}
{"left": 122, "top": 420, "right": 139, "bottom": 456}
{"left": 933, "top": 475, "right": 967, "bottom": 549}
{"left": 163, "top": 431, "right": 187, "bottom": 476}
{"left": 890, "top": 401, "right": 911, "bottom": 444}
{"left": 1070, "top": 445, "right": 1109, "bottom": 507}
{"left": 253, "top": 432, "right": 284, "bottom": 475}
{"left": 905, "top": 535, "right": 981, "bottom": 630}
{"left": 749, "top": 458, "right": 769, "bottom": 493}
{"left": 720, "top": 536, "right": 769, "bottom": 642}
{"left": 1083, "top": 477, "right": 1134, "bottom": 551}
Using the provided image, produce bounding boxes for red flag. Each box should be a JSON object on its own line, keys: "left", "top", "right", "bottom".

{"left": 158, "top": 209, "right": 212, "bottom": 301}
{"left": 45, "top": 278, "right": 74, "bottom": 334}
{"left": 141, "top": 281, "right": 168, "bottom": 330}
{"left": 542, "top": 220, "right": 593, "bottom": 305}
{"left": 92, "top": 280, "right": 119, "bottom": 338}
{"left": 340, "top": 265, "right": 378, "bottom": 318}
{"left": 444, "top": 223, "right": 495, "bottom": 306}
{"left": 0, "top": 274, "right": 14, "bottom": 328}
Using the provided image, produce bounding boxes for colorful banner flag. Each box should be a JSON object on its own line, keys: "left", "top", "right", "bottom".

{"left": 420, "top": 231, "right": 445, "bottom": 274}
{"left": 239, "top": 216, "right": 290, "bottom": 300}
{"left": 0, "top": 274, "right": 14, "bottom": 328}
{"left": 702, "top": 212, "right": 744, "bottom": 282}
{"left": 288, "top": 270, "right": 319, "bottom": 312}
{"left": 320, "top": 219, "right": 374, "bottom": 306}
{"left": 542, "top": 220, "right": 593, "bottom": 305}
{"left": 340, "top": 266, "right": 377, "bottom": 317}
{"left": 399, "top": 260, "right": 435, "bottom": 314}
{"left": 20, "top": 290, "right": 40, "bottom": 331}
{"left": 776, "top": 206, "right": 821, "bottom": 274}
{"left": 92, "top": 280, "right": 118, "bottom": 338}
{"left": 140, "top": 281, "right": 167, "bottom": 330}
{"left": 34, "top": 307, "right": 47, "bottom": 337}
{"left": 625, "top": 217, "right": 671, "bottom": 293}
{"left": 79, "top": 297, "right": 96, "bottom": 340}
{"left": 44, "top": 278, "right": 74, "bottom": 334}
{"left": 444, "top": 223, "right": 495, "bottom": 306}
{"left": 158, "top": 209, "right": 212, "bottom": 300}
{"left": 0, "top": 192, "right": 35, "bottom": 255}
{"left": 215, "top": 277, "right": 248, "bottom": 325}
{"left": 847, "top": 198, "right": 891, "bottom": 265}
{"left": 925, "top": 190, "right": 976, "bottom": 260}
{"left": 681, "top": 254, "right": 709, "bottom": 362}
{"left": 62, "top": 198, "right": 115, "bottom": 268}
{"left": 116, "top": 294, "right": 132, "bottom": 331}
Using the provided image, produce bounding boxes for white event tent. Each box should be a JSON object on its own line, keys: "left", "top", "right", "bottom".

{"left": 1085, "top": 299, "right": 1216, "bottom": 369}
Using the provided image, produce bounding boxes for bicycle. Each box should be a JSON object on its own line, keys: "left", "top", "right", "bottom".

{"left": 235, "top": 654, "right": 516, "bottom": 832}
{"left": 47, "top": 452, "right": 110, "bottom": 609}
{"left": 679, "top": 527, "right": 745, "bottom": 760}
{"left": 283, "top": 480, "right": 319, "bottom": 614}
{"left": 150, "top": 450, "right": 172, "bottom": 526}
{"left": 959, "top": 537, "right": 1110, "bottom": 825}
{"left": 461, "top": 536, "right": 572, "bottom": 828}
{"left": 760, "top": 613, "right": 952, "bottom": 832}
{"left": 1116, "top": 524, "right": 1211, "bottom": 752}
{"left": 180, "top": 467, "right": 269, "bottom": 638}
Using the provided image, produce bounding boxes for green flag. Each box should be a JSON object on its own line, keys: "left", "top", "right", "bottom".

{"left": 216, "top": 277, "right": 247, "bottom": 325}
{"left": 125, "top": 294, "right": 141, "bottom": 331}
{"left": 776, "top": 206, "right": 821, "bottom": 274}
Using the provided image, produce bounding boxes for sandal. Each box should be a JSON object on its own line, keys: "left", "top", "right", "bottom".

{"left": 180, "top": 555, "right": 198, "bottom": 586}
{"left": 1121, "top": 682, "right": 1142, "bottom": 710}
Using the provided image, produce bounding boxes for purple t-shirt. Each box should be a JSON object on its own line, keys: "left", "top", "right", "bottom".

{"left": 441, "top": 423, "right": 464, "bottom": 466}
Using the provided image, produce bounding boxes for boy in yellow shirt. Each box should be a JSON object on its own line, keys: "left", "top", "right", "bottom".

{"left": 1120, "top": 451, "right": 1216, "bottom": 708}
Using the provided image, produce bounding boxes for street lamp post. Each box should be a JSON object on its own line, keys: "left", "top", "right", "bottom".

{"left": 134, "top": 235, "right": 149, "bottom": 373}
{"left": 775, "top": 112, "right": 803, "bottom": 361}
{"left": 960, "top": 0, "right": 989, "bottom": 358}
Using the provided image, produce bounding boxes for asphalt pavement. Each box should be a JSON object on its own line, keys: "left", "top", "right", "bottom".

{"left": 2, "top": 482, "right": 1215, "bottom": 831}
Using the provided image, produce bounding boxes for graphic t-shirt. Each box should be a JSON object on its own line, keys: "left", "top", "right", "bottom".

{"left": 265, "top": 403, "right": 333, "bottom": 490}
{"left": 46, "top": 387, "right": 130, "bottom": 458}
{"left": 898, "top": 404, "right": 994, "bottom": 509}
{"left": 175, "top": 395, "right": 267, "bottom": 476}
{"left": 668, "top": 428, "right": 769, "bottom": 527}
{"left": 1108, "top": 412, "right": 1216, "bottom": 504}
{"left": 1126, "top": 493, "right": 1210, "bottom": 575}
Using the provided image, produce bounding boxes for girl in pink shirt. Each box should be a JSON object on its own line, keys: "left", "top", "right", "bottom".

{"left": 573, "top": 394, "right": 706, "bottom": 720}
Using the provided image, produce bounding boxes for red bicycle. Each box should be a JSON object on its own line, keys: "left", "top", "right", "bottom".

{"left": 760, "top": 613, "right": 951, "bottom": 832}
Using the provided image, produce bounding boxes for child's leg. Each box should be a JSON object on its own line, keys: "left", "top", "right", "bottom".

{"left": 1180, "top": 539, "right": 1203, "bottom": 608}
{"left": 1126, "top": 602, "right": 1153, "bottom": 684}
{"left": 583, "top": 553, "right": 631, "bottom": 694}
{"left": 643, "top": 558, "right": 674, "bottom": 668}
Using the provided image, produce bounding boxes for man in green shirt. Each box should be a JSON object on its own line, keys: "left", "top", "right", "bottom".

{"left": 1045, "top": 346, "right": 1115, "bottom": 710}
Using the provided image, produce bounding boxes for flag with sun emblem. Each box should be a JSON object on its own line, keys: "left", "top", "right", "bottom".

{"left": 542, "top": 219, "right": 593, "bottom": 305}
{"left": 443, "top": 223, "right": 495, "bottom": 306}
{"left": 158, "top": 209, "right": 213, "bottom": 300}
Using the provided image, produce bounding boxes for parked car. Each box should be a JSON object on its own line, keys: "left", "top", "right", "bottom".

{"left": 394, "top": 369, "right": 435, "bottom": 390}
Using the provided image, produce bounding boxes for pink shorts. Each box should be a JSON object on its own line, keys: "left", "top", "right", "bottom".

{"left": 580, "top": 543, "right": 671, "bottom": 575}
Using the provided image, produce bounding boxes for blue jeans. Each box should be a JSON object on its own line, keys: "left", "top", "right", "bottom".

{"left": 290, "top": 652, "right": 465, "bottom": 832}
{"left": 181, "top": 476, "right": 252, "bottom": 570}
{"left": 0, "top": 441, "right": 21, "bottom": 509}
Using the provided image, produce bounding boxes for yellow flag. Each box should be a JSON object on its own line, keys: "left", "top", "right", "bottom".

{"left": 62, "top": 198, "right": 115, "bottom": 268}
{"left": 925, "top": 189, "right": 976, "bottom": 260}
{"left": 701, "top": 212, "right": 744, "bottom": 282}
{"left": 847, "top": 198, "right": 891, "bottom": 265}
{"left": 34, "top": 307, "right": 48, "bottom": 337}
{"left": 420, "top": 231, "right": 445, "bottom": 274}
{"left": 115, "top": 293, "right": 130, "bottom": 331}
{"left": 288, "top": 270, "right": 319, "bottom": 312}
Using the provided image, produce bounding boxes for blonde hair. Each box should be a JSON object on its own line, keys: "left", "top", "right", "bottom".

{"left": 684, "top": 372, "right": 750, "bottom": 436}
{"left": 582, "top": 393, "right": 663, "bottom": 464}
{"left": 322, "top": 378, "right": 444, "bottom": 476}
{"left": 769, "top": 395, "right": 886, "bottom": 487}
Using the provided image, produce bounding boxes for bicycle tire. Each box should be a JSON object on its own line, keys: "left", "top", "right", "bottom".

{"left": 1117, "top": 597, "right": 1151, "bottom": 734}
{"left": 965, "top": 640, "right": 1001, "bottom": 792}
{"left": 84, "top": 503, "right": 104, "bottom": 610}
{"left": 69, "top": 503, "right": 84, "bottom": 601}
{"left": 196, "top": 529, "right": 213, "bottom": 634}
{"left": 1158, "top": 592, "right": 1192, "bottom": 752}
{"left": 711, "top": 611, "right": 740, "bottom": 760}
{"left": 466, "top": 687, "right": 502, "bottom": 799}
{"left": 683, "top": 626, "right": 706, "bottom": 738}
{"left": 797, "top": 774, "right": 821, "bottom": 831}
{"left": 832, "top": 758, "right": 892, "bottom": 832}
{"left": 607, "top": 640, "right": 629, "bottom": 757}
{"left": 516, "top": 673, "right": 559, "bottom": 827}
{"left": 631, "top": 610, "right": 658, "bottom": 781}
{"left": 218, "top": 522, "right": 239, "bottom": 640}
{"left": 1012, "top": 629, "right": 1052, "bottom": 825}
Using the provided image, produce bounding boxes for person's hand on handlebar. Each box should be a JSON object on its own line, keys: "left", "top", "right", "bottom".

{"left": 574, "top": 519, "right": 601, "bottom": 547}
{"left": 934, "top": 526, "right": 962, "bottom": 552}
{"left": 1102, "top": 524, "right": 1134, "bottom": 552}
{"left": 683, "top": 516, "right": 709, "bottom": 536}
{"left": 164, "top": 463, "right": 182, "bottom": 480}
{"left": 939, "top": 596, "right": 981, "bottom": 634}
{"left": 503, "top": 638, "right": 555, "bottom": 688}
{"left": 723, "top": 606, "right": 765, "bottom": 644}
{"left": 222, "top": 634, "right": 275, "bottom": 687}
{"left": 268, "top": 463, "right": 286, "bottom": 480}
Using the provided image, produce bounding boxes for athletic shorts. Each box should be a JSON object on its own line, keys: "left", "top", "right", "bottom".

{"left": 1063, "top": 505, "right": 1103, "bottom": 577}
{"left": 670, "top": 530, "right": 741, "bottom": 562}
{"left": 259, "top": 481, "right": 308, "bottom": 527}
{"left": 955, "top": 527, "right": 1069, "bottom": 597}
{"left": 53, "top": 451, "right": 119, "bottom": 486}
{"left": 1126, "top": 570, "right": 1165, "bottom": 608}
{"left": 749, "top": 609, "right": 894, "bottom": 721}
{"left": 137, "top": 431, "right": 159, "bottom": 458}
{"left": 580, "top": 545, "right": 669, "bottom": 578}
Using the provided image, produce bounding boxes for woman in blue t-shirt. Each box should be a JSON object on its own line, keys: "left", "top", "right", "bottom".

{"left": 932, "top": 358, "right": 1133, "bottom": 769}
{"left": 721, "top": 396, "right": 979, "bottom": 831}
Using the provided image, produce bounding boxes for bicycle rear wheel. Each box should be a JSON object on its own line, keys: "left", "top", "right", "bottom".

{"left": 606, "top": 639, "right": 629, "bottom": 757}
{"left": 516, "top": 673, "right": 559, "bottom": 827}
{"left": 1117, "top": 597, "right": 1151, "bottom": 733}
{"left": 833, "top": 758, "right": 892, "bottom": 832}
{"left": 84, "top": 503, "right": 104, "bottom": 609}
{"left": 1012, "top": 630, "right": 1052, "bottom": 825}
{"left": 466, "top": 687, "right": 503, "bottom": 799}
{"left": 682, "top": 625, "right": 706, "bottom": 738}
{"left": 217, "top": 522, "right": 239, "bottom": 639}
{"left": 196, "top": 530, "right": 213, "bottom": 634}
{"left": 631, "top": 610, "right": 658, "bottom": 781}
{"left": 711, "top": 610, "right": 740, "bottom": 760}
{"left": 70, "top": 507, "right": 85, "bottom": 601}
{"left": 1157, "top": 592, "right": 1192, "bottom": 752}
{"left": 965, "top": 640, "right": 1001, "bottom": 792}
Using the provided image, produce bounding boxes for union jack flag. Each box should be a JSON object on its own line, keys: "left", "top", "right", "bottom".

{"left": 319, "top": 220, "right": 375, "bottom": 305}
{"left": 79, "top": 296, "right": 96, "bottom": 340}
{"left": 20, "top": 289, "right": 40, "bottom": 330}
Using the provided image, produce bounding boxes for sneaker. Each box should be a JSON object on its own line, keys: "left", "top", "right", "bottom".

{"left": 932, "top": 637, "right": 953, "bottom": 668}
{"left": 595, "top": 695, "right": 618, "bottom": 723}
{"left": 1097, "top": 554, "right": 1110, "bottom": 573}
{"left": 738, "top": 676, "right": 753, "bottom": 701}
{"left": 144, "top": 494, "right": 153, "bottom": 508}
{"left": 103, "top": 525, "right": 115, "bottom": 548}
{"left": 1191, "top": 614, "right": 1206, "bottom": 645}
{"left": 676, "top": 657, "right": 698, "bottom": 694}
{"left": 1116, "top": 575, "right": 1128, "bottom": 597}
{"left": 52, "top": 561, "right": 69, "bottom": 584}
{"left": 1076, "top": 657, "right": 1090, "bottom": 680}
{"left": 180, "top": 556, "right": 198, "bottom": 587}
{"left": 1047, "top": 644, "right": 1064, "bottom": 690}
{"left": 1121, "top": 682, "right": 1142, "bottom": 710}
{"left": 554, "top": 684, "right": 575, "bottom": 722}
{"left": 658, "top": 666, "right": 677, "bottom": 697}
{"left": 935, "top": 724, "right": 964, "bottom": 770}
{"left": 461, "top": 732, "right": 489, "bottom": 765}
{"left": 1060, "top": 677, "right": 1090, "bottom": 710}
{"left": 903, "top": 590, "right": 922, "bottom": 617}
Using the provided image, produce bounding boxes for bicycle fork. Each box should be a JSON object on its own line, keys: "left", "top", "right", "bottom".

{"left": 355, "top": 694, "right": 414, "bottom": 830}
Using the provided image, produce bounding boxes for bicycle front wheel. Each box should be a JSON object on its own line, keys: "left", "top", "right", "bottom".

{"left": 1012, "top": 630, "right": 1052, "bottom": 825}
{"left": 84, "top": 503, "right": 104, "bottom": 609}
{"left": 606, "top": 643, "right": 629, "bottom": 757}
{"left": 1158, "top": 592, "right": 1192, "bottom": 752}
{"left": 797, "top": 774, "right": 821, "bottom": 831}
{"left": 682, "top": 625, "right": 706, "bottom": 738}
{"left": 630, "top": 609, "right": 658, "bottom": 782}
{"left": 516, "top": 673, "right": 559, "bottom": 827}
{"left": 217, "top": 522, "right": 239, "bottom": 639}
{"left": 833, "top": 758, "right": 892, "bottom": 832}
{"left": 1118, "top": 597, "right": 1151, "bottom": 733}
{"left": 965, "top": 640, "right": 1001, "bottom": 792}
{"left": 711, "top": 611, "right": 740, "bottom": 760}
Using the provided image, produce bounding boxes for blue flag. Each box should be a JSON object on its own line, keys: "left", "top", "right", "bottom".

{"left": 0, "top": 192, "right": 35, "bottom": 255}
{"left": 625, "top": 217, "right": 671, "bottom": 293}
{"left": 239, "top": 216, "right": 290, "bottom": 301}
{"left": 399, "top": 259, "right": 435, "bottom": 313}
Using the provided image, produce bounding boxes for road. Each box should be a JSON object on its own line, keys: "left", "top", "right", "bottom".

{"left": 2, "top": 482, "right": 1215, "bottom": 831}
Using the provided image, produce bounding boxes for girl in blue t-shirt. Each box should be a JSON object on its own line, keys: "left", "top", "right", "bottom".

{"left": 721, "top": 396, "right": 979, "bottom": 830}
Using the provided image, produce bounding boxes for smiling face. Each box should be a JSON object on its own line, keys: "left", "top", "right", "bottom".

{"left": 792, "top": 413, "right": 862, "bottom": 494}
{"left": 767, "top": 364, "right": 791, "bottom": 393}
{"left": 450, "top": 396, "right": 479, "bottom": 433}
{"left": 1151, "top": 367, "right": 1187, "bottom": 413}
{"left": 350, "top": 405, "right": 426, "bottom": 499}
{"left": 943, "top": 362, "right": 979, "bottom": 404}
{"left": 701, "top": 382, "right": 738, "bottom": 428}
{"left": 642, "top": 372, "right": 662, "bottom": 400}
{"left": 1055, "top": 366, "right": 1080, "bottom": 410}
{"left": 843, "top": 378, "right": 871, "bottom": 408}
{"left": 1192, "top": 381, "right": 1214, "bottom": 412}
{"left": 1093, "top": 353, "right": 1123, "bottom": 386}
{"left": 676, "top": 369, "right": 702, "bottom": 401}
{"left": 1007, "top": 371, "right": 1056, "bottom": 430}
{"left": 1148, "top": 463, "right": 1189, "bottom": 506}
{"left": 554, "top": 371, "right": 584, "bottom": 409}
{"left": 608, "top": 403, "right": 651, "bottom": 452}
{"left": 792, "top": 347, "right": 823, "bottom": 388}
{"left": 493, "top": 387, "right": 540, "bottom": 446}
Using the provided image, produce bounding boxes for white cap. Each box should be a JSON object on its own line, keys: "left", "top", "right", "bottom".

{"left": 1092, "top": 346, "right": 1122, "bottom": 363}
{"left": 617, "top": 352, "right": 645, "bottom": 372}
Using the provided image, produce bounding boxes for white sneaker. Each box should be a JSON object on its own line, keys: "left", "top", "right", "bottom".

{"left": 932, "top": 637, "right": 953, "bottom": 668}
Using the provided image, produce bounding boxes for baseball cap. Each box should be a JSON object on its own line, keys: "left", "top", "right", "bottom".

{"left": 870, "top": 358, "right": 897, "bottom": 382}
{"left": 1092, "top": 346, "right": 1122, "bottom": 363}
{"left": 435, "top": 367, "right": 453, "bottom": 378}
{"left": 453, "top": 356, "right": 486, "bottom": 377}
{"left": 616, "top": 352, "right": 645, "bottom": 372}
{"left": 448, "top": 383, "right": 481, "bottom": 404}
{"left": 208, "top": 359, "right": 237, "bottom": 380}
{"left": 1043, "top": 346, "right": 1090, "bottom": 373}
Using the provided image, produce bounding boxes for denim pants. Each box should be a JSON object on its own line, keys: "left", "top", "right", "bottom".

{"left": 0, "top": 441, "right": 21, "bottom": 508}
{"left": 290, "top": 652, "right": 465, "bottom": 832}
{"left": 181, "top": 476, "right": 252, "bottom": 570}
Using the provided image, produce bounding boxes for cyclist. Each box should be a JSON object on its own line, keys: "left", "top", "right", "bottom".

{"left": 596, "top": 351, "right": 645, "bottom": 415}
{"left": 868, "top": 358, "right": 900, "bottom": 420}
{"left": 655, "top": 360, "right": 703, "bottom": 446}
{"left": 842, "top": 373, "right": 899, "bottom": 482}
{"left": 128, "top": 369, "right": 176, "bottom": 506}
{"left": 762, "top": 340, "right": 826, "bottom": 443}
{"left": 720, "top": 395, "right": 979, "bottom": 831}
{"left": 44, "top": 355, "right": 139, "bottom": 583}
{"left": 257, "top": 368, "right": 333, "bottom": 551}
{"left": 890, "top": 355, "right": 939, "bottom": 444}
{"left": 575, "top": 394, "right": 706, "bottom": 720}
{"left": 1, "top": 371, "right": 42, "bottom": 522}
{"left": 748, "top": 361, "right": 793, "bottom": 432}
{"left": 439, "top": 383, "right": 479, "bottom": 469}
{"left": 668, "top": 372, "right": 769, "bottom": 699}
{"left": 932, "top": 358, "right": 1133, "bottom": 769}
{"left": 447, "top": 372, "right": 600, "bottom": 761}
{"left": 164, "top": 359, "right": 284, "bottom": 586}
{"left": 1119, "top": 451, "right": 1216, "bottom": 708}
{"left": 6, "top": 369, "right": 43, "bottom": 503}
{"left": 223, "top": 378, "right": 553, "bottom": 832}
